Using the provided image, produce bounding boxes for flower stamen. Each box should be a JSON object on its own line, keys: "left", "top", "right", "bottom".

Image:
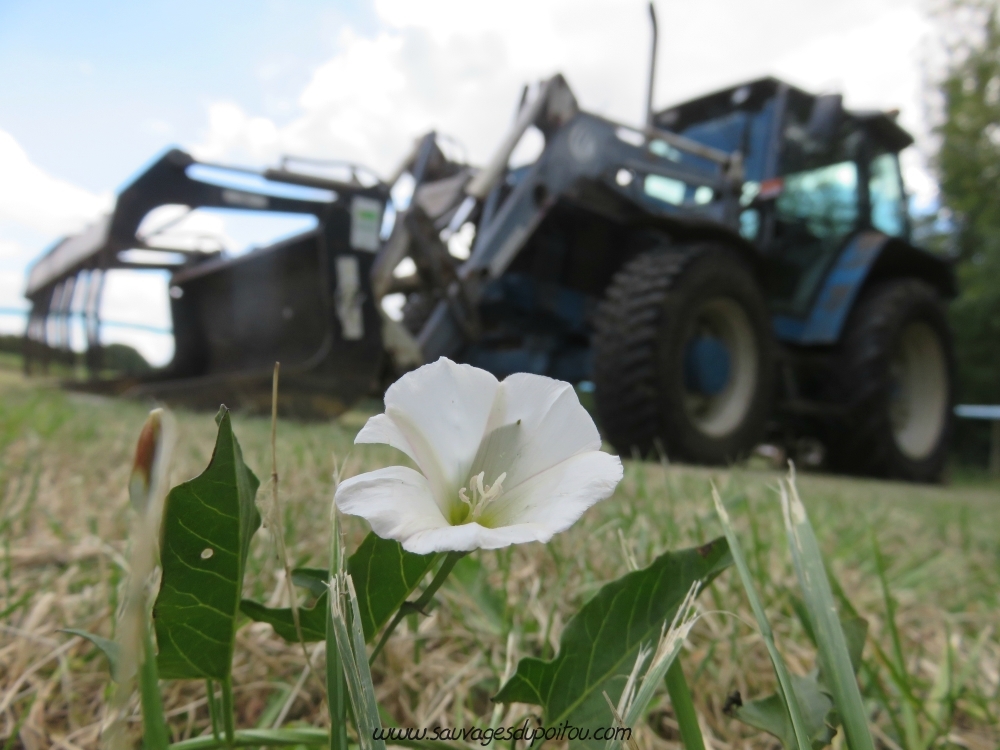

{"left": 459, "top": 471, "right": 507, "bottom": 522}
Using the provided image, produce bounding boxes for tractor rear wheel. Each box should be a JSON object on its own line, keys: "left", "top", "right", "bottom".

{"left": 593, "top": 244, "right": 775, "bottom": 464}
{"left": 824, "top": 279, "right": 954, "bottom": 481}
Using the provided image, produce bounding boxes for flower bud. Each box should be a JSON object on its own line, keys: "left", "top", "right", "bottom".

{"left": 129, "top": 408, "right": 164, "bottom": 513}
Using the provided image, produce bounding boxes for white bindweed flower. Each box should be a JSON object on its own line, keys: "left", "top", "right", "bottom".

{"left": 335, "top": 358, "right": 623, "bottom": 554}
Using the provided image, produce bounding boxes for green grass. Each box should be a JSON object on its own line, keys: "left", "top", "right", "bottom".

{"left": 0, "top": 366, "right": 997, "bottom": 749}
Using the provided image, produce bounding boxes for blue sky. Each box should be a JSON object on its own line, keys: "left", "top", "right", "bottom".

{"left": 0, "top": 0, "right": 942, "bottom": 363}
{"left": 0, "top": 0, "right": 377, "bottom": 358}
{"left": 0, "top": 0, "right": 376, "bottom": 191}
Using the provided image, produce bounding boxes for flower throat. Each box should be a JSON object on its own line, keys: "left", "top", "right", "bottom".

{"left": 458, "top": 471, "right": 506, "bottom": 524}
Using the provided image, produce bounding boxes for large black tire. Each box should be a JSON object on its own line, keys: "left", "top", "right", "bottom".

{"left": 593, "top": 244, "right": 775, "bottom": 464}
{"left": 824, "top": 279, "right": 954, "bottom": 482}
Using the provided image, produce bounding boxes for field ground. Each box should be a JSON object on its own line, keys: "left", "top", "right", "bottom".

{"left": 0, "top": 363, "right": 997, "bottom": 749}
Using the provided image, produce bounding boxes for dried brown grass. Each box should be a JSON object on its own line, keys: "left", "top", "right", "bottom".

{"left": 1, "top": 367, "right": 997, "bottom": 749}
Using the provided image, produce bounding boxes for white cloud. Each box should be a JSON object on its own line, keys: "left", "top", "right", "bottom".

{"left": 137, "top": 204, "right": 236, "bottom": 252}
{"left": 0, "top": 238, "right": 31, "bottom": 264}
{"left": 189, "top": 0, "right": 940, "bottom": 206}
{"left": 143, "top": 118, "right": 174, "bottom": 137}
{"left": 0, "top": 129, "right": 112, "bottom": 236}
{"left": 0, "top": 269, "right": 28, "bottom": 309}
{"left": 99, "top": 326, "right": 175, "bottom": 367}
{"left": 770, "top": 4, "right": 940, "bottom": 208}
{"left": 99, "top": 269, "right": 174, "bottom": 366}
{"left": 194, "top": 101, "right": 282, "bottom": 163}
{"left": 100, "top": 270, "right": 171, "bottom": 328}
{"left": 0, "top": 268, "right": 28, "bottom": 336}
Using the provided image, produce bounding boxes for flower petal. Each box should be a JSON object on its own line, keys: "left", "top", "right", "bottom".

{"left": 362, "top": 358, "right": 499, "bottom": 509}
{"left": 334, "top": 466, "right": 449, "bottom": 544}
{"left": 481, "top": 450, "right": 623, "bottom": 534}
{"left": 474, "top": 373, "right": 603, "bottom": 491}
{"left": 354, "top": 413, "right": 418, "bottom": 464}
{"left": 401, "top": 520, "right": 553, "bottom": 554}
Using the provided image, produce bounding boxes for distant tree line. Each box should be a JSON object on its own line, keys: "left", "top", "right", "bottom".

{"left": 936, "top": 1, "right": 1000, "bottom": 405}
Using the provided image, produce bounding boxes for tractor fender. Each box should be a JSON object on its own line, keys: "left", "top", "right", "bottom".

{"left": 772, "top": 230, "right": 956, "bottom": 345}
{"left": 624, "top": 215, "right": 766, "bottom": 288}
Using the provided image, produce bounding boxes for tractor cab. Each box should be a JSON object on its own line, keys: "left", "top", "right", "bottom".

{"left": 653, "top": 78, "right": 932, "bottom": 322}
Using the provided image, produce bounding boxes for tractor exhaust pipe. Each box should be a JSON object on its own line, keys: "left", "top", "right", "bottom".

{"left": 646, "top": 2, "right": 658, "bottom": 130}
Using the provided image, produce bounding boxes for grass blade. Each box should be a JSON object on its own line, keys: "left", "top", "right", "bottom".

{"left": 266, "top": 363, "right": 318, "bottom": 687}
{"left": 328, "top": 510, "right": 348, "bottom": 750}
{"left": 711, "top": 484, "right": 812, "bottom": 750}
{"left": 346, "top": 576, "right": 383, "bottom": 741}
{"left": 329, "top": 571, "right": 385, "bottom": 750}
{"left": 627, "top": 583, "right": 701, "bottom": 725}
{"left": 780, "top": 474, "right": 874, "bottom": 750}
{"left": 607, "top": 581, "right": 704, "bottom": 750}
{"left": 665, "top": 660, "right": 705, "bottom": 750}
{"left": 871, "top": 529, "right": 921, "bottom": 749}
{"left": 166, "top": 728, "right": 467, "bottom": 749}
{"left": 167, "top": 727, "right": 331, "bottom": 748}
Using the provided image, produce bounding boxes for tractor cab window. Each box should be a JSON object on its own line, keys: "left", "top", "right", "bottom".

{"left": 765, "top": 95, "right": 863, "bottom": 314}
{"left": 775, "top": 161, "right": 858, "bottom": 240}
{"left": 869, "top": 151, "right": 907, "bottom": 238}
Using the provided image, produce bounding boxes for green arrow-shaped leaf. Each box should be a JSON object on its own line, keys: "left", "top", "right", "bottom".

{"left": 240, "top": 534, "right": 435, "bottom": 644}
{"left": 494, "top": 538, "right": 730, "bottom": 747}
{"left": 348, "top": 533, "right": 436, "bottom": 641}
{"left": 733, "top": 674, "right": 836, "bottom": 750}
{"left": 730, "top": 616, "right": 869, "bottom": 750}
{"left": 62, "top": 628, "right": 121, "bottom": 682}
{"left": 239, "top": 569, "right": 328, "bottom": 642}
{"left": 153, "top": 407, "right": 261, "bottom": 681}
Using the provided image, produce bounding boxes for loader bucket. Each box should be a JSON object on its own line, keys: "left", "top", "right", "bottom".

{"left": 24, "top": 149, "right": 388, "bottom": 418}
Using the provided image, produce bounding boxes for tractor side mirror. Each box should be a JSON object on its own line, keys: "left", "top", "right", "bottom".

{"left": 805, "top": 94, "right": 843, "bottom": 149}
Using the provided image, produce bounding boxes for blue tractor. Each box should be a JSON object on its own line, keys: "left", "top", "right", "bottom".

{"left": 374, "top": 71, "right": 954, "bottom": 482}
{"left": 25, "top": 25, "right": 954, "bottom": 482}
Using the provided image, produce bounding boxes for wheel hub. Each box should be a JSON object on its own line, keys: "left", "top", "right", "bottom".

{"left": 683, "top": 336, "right": 731, "bottom": 396}
{"left": 680, "top": 298, "right": 759, "bottom": 438}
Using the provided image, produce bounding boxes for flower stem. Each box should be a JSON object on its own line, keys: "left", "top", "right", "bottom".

{"left": 205, "top": 680, "right": 220, "bottom": 742}
{"left": 221, "top": 674, "right": 236, "bottom": 747}
{"left": 368, "top": 550, "right": 466, "bottom": 665}
{"left": 140, "top": 624, "right": 169, "bottom": 750}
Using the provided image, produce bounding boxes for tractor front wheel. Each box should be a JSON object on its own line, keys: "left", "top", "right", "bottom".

{"left": 593, "top": 244, "right": 775, "bottom": 464}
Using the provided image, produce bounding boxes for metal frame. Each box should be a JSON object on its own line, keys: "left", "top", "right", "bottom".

{"left": 23, "top": 148, "right": 389, "bottom": 416}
